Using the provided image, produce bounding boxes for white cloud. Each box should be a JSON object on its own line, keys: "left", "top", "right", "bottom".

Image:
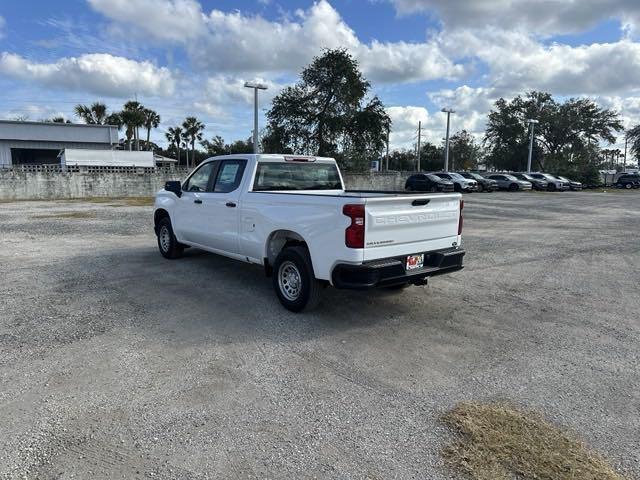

{"left": 357, "top": 40, "right": 464, "bottom": 83}
{"left": 387, "top": 85, "right": 498, "bottom": 150}
{"left": 0, "top": 52, "right": 176, "bottom": 97}
{"left": 88, "top": 0, "right": 464, "bottom": 83}
{"left": 87, "top": 0, "right": 205, "bottom": 42}
{"left": 440, "top": 29, "right": 640, "bottom": 96}
{"left": 192, "top": 75, "right": 285, "bottom": 117}
{"left": 391, "top": 0, "right": 640, "bottom": 37}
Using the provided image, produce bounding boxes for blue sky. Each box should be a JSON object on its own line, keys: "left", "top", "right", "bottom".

{"left": 1, "top": 0, "right": 639, "bottom": 151}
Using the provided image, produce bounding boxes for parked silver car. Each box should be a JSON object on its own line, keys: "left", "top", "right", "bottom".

{"left": 555, "top": 175, "right": 583, "bottom": 191}
{"left": 485, "top": 173, "right": 533, "bottom": 191}
{"left": 432, "top": 172, "right": 478, "bottom": 192}
{"left": 528, "top": 173, "right": 570, "bottom": 191}
{"left": 513, "top": 172, "right": 548, "bottom": 191}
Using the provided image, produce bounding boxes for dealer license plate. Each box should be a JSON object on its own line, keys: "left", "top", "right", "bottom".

{"left": 406, "top": 254, "right": 424, "bottom": 271}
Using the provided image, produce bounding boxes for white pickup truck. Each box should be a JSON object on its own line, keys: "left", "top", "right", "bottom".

{"left": 154, "top": 154, "right": 465, "bottom": 311}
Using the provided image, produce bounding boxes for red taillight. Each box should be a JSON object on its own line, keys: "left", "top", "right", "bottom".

{"left": 458, "top": 199, "right": 464, "bottom": 235}
{"left": 343, "top": 204, "right": 365, "bottom": 248}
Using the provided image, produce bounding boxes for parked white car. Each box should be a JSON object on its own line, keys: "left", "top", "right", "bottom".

{"left": 528, "top": 173, "right": 570, "bottom": 191}
{"left": 154, "top": 154, "right": 465, "bottom": 311}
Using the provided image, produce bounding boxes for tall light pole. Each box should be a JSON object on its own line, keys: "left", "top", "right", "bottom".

{"left": 385, "top": 126, "right": 390, "bottom": 172}
{"left": 527, "top": 119, "right": 539, "bottom": 173}
{"left": 442, "top": 108, "right": 455, "bottom": 171}
{"left": 417, "top": 121, "right": 422, "bottom": 171}
{"left": 244, "top": 81, "right": 268, "bottom": 154}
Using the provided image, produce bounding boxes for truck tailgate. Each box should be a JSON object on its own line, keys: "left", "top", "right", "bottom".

{"left": 363, "top": 193, "right": 461, "bottom": 261}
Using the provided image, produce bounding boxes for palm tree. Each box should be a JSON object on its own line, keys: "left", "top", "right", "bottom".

{"left": 119, "top": 110, "right": 140, "bottom": 151}
{"left": 123, "top": 101, "right": 145, "bottom": 150}
{"left": 165, "top": 126, "right": 183, "bottom": 165}
{"left": 182, "top": 117, "right": 205, "bottom": 168}
{"left": 105, "top": 112, "right": 123, "bottom": 129}
{"left": 74, "top": 102, "right": 108, "bottom": 124}
{"left": 142, "top": 108, "right": 161, "bottom": 150}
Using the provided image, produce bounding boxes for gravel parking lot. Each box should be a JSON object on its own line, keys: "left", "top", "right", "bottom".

{"left": 1, "top": 191, "right": 639, "bottom": 479}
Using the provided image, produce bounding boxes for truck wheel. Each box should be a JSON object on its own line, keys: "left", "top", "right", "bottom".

{"left": 273, "top": 246, "right": 322, "bottom": 312}
{"left": 157, "top": 217, "right": 183, "bottom": 259}
{"left": 625, "top": 183, "right": 632, "bottom": 189}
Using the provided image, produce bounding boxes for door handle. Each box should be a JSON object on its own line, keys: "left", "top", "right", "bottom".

{"left": 226, "top": 202, "right": 237, "bottom": 208}
{"left": 412, "top": 199, "right": 430, "bottom": 206}
{"left": 194, "top": 199, "right": 202, "bottom": 204}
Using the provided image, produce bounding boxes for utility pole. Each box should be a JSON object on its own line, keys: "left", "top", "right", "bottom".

{"left": 624, "top": 135, "right": 628, "bottom": 171}
{"left": 442, "top": 108, "right": 455, "bottom": 172}
{"left": 417, "top": 121, "right": 422, "bottom": 171}
{"left": 527, "top": 119, "right": 539, "bottom": 173}
{"left": 244, "top": 81, "right": 268, "bottom": 154}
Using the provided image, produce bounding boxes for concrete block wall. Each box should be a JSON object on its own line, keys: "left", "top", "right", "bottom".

{"left": 0, "top": 170, "right": 406, "bottom": 200}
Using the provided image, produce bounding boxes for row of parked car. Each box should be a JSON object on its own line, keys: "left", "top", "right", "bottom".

{"left": 405, "top": 171, "right": 640, "bottom": 193}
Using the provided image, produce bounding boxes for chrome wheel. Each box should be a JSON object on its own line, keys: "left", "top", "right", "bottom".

{"left": 159, "top": 225, "right": 171, "bottom": 253}
{"left": 278, "top": 261, "right": 302, "bottom": 301}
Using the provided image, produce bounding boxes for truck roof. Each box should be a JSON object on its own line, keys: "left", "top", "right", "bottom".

{"left": 202, "top": 153, "right": 338, "bottom": 164}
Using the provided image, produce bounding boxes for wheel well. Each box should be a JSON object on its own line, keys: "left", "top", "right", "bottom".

{"left": 154, "top": 209, "right": 170, "bottom": 232}
{"left": 264, "top": 230, "right": 308, "bottom": 276}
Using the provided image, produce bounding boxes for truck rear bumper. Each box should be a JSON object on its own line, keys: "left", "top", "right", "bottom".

{"left": 332, "top": 247, "right": 465, "bottom": 290}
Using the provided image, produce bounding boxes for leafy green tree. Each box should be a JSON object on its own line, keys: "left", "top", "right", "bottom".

{"left": 201, "top": 135, "right": 227, "bottom": 156}
{"left": 419, "top": 142, "right": 445, "bottom": 171}
{"left": 388, "top": 149, "right": 416, "bottom": 171}
{"left": 626, "top": 125, "right": 640, "bottom": 166}
{"left": 142, "top": 108, "right": 161, "bottom": 150}
{"left": 182, "top": 117, "right": 205, "bottom": 167}
{"left": 46, "top": 116, "right": 71, "bottom": 124}
{"left": 227, "top": 137, "right": 254, "bottom": 154}
{"left": 264, "top": 49, "right": 391, "bottom": 170}
{"left": 484, "top": 91, "right": 622, "bottom": 180}
{"left": 448, "top": 130, "right": 483, "bottom": 171}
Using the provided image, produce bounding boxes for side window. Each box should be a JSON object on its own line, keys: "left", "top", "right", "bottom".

{"left": 184, "top": 162, "right": 216, "bottom": 192}
{"left": 213, "top": 160, "right": 247, "bottom": 193}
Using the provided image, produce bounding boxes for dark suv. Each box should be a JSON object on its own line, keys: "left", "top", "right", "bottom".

{"left": 456, "top": 172, "right": 497, "bottom": 192}
{"left": 405, "top": 173, "right": 455, "bottom": 192}
{"left": 615, "top": 174, "right": 640, "bottom": 189}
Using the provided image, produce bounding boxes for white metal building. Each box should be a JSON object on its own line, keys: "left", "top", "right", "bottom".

{"left": 0, "top": 120, "right": 118, "bottom": 167}
{"left": 60, "top": 149, "right": 154, "bottom": 168}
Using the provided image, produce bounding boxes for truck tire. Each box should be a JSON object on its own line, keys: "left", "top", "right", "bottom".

{"left": 625, "top": 183, "right": 632, "bottom": 189}
{"left": 157, "top": 217, "right": 183, "bottom": 259}
{"left": 273, "top": 246, "right": 322, "bottom": 312}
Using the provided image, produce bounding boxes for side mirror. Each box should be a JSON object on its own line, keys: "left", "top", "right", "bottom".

{"left": 165, "top": 180, "right": 182, "bottom": 198}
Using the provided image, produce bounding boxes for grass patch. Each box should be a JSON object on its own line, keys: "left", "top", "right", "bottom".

{"left": 32, "top": 211, "right": 97, "bottom": 219}
{"left": 81, "top": 196, "right": 154, "bottom": 206}
{"left": 441, "top": 402, "right": 624, "bottom": 480}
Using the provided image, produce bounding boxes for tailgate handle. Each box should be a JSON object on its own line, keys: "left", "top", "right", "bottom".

{"left": 412, "top": 199, "right": 430, "bottom": 206}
